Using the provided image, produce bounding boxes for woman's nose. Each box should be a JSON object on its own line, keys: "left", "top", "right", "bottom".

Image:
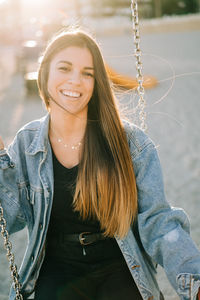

{"left": 67, "top": 70, "right": 81, "bottom": 85}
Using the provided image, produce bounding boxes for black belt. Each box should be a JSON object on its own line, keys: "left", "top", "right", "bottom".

{"left": 51, "top": 232, "right": 107, "bottom": 246}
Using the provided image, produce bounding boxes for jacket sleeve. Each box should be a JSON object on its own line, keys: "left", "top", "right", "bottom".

{"left": 0, "top": 142, "right": 26, "bottom": 235}
{"left": 130, "top": 131, "right": 200, "bottom": 299}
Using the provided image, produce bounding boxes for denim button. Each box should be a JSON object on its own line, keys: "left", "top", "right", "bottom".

{"left": 10, "top": 162, "right": 15, "bottom": 168}
{"left": 31, "top": 255, "right": 34, "bottom": 262}
{"left": 39, "top": 223, "right": 43, "bottom": 230}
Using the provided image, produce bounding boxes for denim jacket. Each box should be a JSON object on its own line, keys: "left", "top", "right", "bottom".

{"left": 0, "top": 114, "right": 200, "bottom": 300}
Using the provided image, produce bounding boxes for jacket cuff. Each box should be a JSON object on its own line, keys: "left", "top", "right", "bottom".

{"left": 0, "top": 151, "right": 15, "bottom": 169}
{"left": 177, "top": 273, "right": 200, "bottom": 300}
{"left": 0, "top": 149, "right": 7, "bottom": 156}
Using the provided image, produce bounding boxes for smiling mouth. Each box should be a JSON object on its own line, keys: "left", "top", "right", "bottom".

{"left": 60, "top": 89, "right": 82, "bottom": 98}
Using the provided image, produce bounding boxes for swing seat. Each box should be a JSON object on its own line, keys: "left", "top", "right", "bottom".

{"left": 106, "top": 64, "right": 157, "bottom": 89}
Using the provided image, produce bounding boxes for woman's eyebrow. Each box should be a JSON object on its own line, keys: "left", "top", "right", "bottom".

{"left": 56, "top": 60, "right": 72, "bottom": 65}
{"left": 56, "top": 60, "right": 94, "bottom": 70}
{"left": 84, "top": 67, "right": 94, "bottom": 70}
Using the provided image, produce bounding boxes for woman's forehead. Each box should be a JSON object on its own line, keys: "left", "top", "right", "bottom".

{"left": 50, "top": 46, "right": 94, "bottom": 68}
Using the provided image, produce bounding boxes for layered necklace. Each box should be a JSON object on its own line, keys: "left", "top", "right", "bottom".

{"left": 50, "top": 126, "right": 82, "bottom": 150}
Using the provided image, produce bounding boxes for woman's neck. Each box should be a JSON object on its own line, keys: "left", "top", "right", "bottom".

{"left": 49, "top": 111, "right": 87, "bottom": 141}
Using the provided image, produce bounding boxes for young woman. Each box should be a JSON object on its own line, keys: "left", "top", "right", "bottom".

{"left": 0, "top": 29, "right": 200, "bottom": 300}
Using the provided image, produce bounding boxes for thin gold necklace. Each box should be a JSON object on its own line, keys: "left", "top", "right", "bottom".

{"left": 50, "top": 126, "right": 82, "bottom": 150}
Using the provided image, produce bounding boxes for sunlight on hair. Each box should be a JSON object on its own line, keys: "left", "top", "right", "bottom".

{"left": 21, "top": 0, "right": 49, "bottom": 4}
{"left": 20, "top": 0, "right": 76, "bottom": 15}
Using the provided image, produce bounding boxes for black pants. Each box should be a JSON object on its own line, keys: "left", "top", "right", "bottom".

{"left": 34, "top": 258, "right": 143, "bottom": 300}
{"left": 33, "top": 237, "right": 164, "bottom": 300}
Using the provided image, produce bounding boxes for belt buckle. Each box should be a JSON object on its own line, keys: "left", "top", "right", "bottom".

{"left": 79, "top": 232, "right": 92, "bottom": 246}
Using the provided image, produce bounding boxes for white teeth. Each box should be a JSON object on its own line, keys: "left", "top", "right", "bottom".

{"left": 61, "top": 90, "right": 81, "bottom": 98}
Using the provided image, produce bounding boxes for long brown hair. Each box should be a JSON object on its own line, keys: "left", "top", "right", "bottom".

{"left": 37, "top": 29, "right": 137, "bottom": 238}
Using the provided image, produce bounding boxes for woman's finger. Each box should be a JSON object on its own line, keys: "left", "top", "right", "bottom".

{"left": 0, "top": 136, "right": 5, "bottom": 150}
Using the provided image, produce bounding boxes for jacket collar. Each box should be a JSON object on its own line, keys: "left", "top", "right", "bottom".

{"left": 26, "top": 114, "right": 50, "bottom": 155}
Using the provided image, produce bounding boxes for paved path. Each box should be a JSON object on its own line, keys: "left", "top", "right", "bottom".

{"left": 0, "top": 29, "right": 200, "bottom": 299}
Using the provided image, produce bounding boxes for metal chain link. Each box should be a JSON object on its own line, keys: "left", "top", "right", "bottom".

{"left": 131, "top": 0, "right": 147, "bottom": 131}
{"left": 0, "top": 203, "right": 23, "bottom": 300}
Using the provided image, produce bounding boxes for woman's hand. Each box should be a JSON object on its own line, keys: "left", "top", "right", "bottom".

{"left": 0, "top": 136, "right": 5, "bottom": 150}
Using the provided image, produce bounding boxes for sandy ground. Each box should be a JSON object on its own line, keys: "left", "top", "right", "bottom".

{"left": 0, "top": 17, "right": 200, "bottom": 299}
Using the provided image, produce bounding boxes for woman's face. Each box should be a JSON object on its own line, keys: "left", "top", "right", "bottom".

{"left": 47, "top": 46, "right": 95, "bottom": 117}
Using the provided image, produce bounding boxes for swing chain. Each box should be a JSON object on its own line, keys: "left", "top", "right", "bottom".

{"left": 0, "top": 203, "right": 23, "bottom": 300}
{"left": 131, "top": 0, "right": 147, "bottom": 131}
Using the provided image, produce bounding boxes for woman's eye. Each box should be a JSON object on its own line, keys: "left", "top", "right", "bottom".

{"left": 58, "top": 66, "right": 70, "bottom": 72}
{"left": 83, "top": 72, "right": 94, "bottom": 77}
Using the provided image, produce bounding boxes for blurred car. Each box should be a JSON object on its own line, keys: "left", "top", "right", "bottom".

{"left": 24, "top": 71, "right": 38, "bottom": 95}
{"left": 17, "top": 40, "right": 43, "bottom": 95}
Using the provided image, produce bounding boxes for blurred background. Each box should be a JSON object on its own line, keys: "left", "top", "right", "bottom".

{"left": 0, "top": 0, "right": 200, "bottom": 299}
{"left": 1, "top": 0, "right": 200, "bottom": 44}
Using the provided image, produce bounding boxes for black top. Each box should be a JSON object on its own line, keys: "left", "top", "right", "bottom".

{"left": 44, "top": 150, "right": 122, "bottom": 263}
{"left": 47, "top": 151, "right": 102, "bottom": 236}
